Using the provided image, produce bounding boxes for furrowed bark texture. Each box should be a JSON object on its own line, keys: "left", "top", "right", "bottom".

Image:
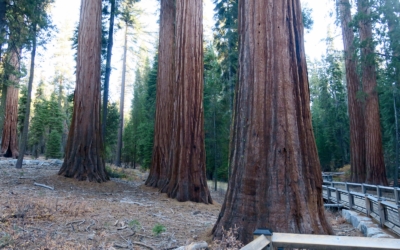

{"left": 212, "top": 0, "right": 332, "bottom": 243}
{"left": 146, "top": 0, "right": 175, "bottom": 189}
{"left": 338, "top": 0, "right": 366, "bottom": 183}
{"left": 162, "top": 0, "right": 212, "bottom": 204}
{"left": 357, "top": 0, "right": 388, "bottom": 185}
{"left": 58, "top": 0, "right": 109, "bottom": 182}
{"left": 1, "top": 48, "right": 20, "bottom": 158}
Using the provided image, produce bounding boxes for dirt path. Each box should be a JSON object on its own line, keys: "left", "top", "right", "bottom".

{"left": 0, "top": 161, "right": 362, "bottom": 249}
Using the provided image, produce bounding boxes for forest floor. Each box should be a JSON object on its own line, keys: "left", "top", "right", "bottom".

{"left": 0, "top": 158, "right": 364, "bottom": 250}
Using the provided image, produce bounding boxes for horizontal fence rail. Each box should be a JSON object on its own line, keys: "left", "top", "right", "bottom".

{"left": 322, "top": 181, "right": 400, "bottom": 236}
{"left": 241, "top": 233, "right": 400, "bottom": 250}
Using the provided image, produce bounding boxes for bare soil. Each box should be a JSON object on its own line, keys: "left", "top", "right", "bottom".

{"left": 0, "top": 160, "right": 363, "bottom": 250}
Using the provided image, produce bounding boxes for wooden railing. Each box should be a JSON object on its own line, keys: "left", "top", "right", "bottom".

{"left": 322, "top": 181, "right": 400, "bottom": 236}
{"left": 241, "top": 233, "right": 400, "bottom": 250}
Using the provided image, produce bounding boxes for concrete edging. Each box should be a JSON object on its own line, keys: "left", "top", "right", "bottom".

{"left": 342, "top": 209, "right": 394, "bottom": 238}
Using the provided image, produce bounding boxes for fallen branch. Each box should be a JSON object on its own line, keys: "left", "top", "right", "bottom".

{"left": 66, "top": 219, "right": 85, "bottom": 226}
{"left": 113, "top": 242, "right": 128, "bottom": 248}
{"left": 117, "top": 232, "right": 155, "bottom": 250}
{"left": 131, "top": 241, "right": 155, "bottom": 250}
{"left": 86, "top": 220, "right": 96, "bottom": 232}
{"left": 34, "top": 182, "right": 54, "bottom": 190}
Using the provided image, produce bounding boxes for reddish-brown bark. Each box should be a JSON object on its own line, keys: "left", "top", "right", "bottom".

{"left": 337, "top": 0, "right": 366, "bottom": 183}
{"left": 357, "top": 0, "right": 388, "bottom": 185}
{"left": 146, "top": 0, "right": 175, "bottom": 189}
{"left": 1, "top": 48, "right": 20, "bottom": 158}
{"left": 161, "top": 0, "right": 212, "bottom": 204}
{"left": 212, "top": 0, "right": 332, "bottom": 243}
{"left": 58, "top": 0, "right": 108, "bottom": 182}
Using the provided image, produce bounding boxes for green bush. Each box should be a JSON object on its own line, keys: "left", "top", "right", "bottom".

{"left": 152, "top": 223, "right": 166, "bottom": 236}
{"left": 105, "top": 166, "right": 127, "bottom": 178}
{"left": 45, "top": 130, "right": 62, "bottom": 159}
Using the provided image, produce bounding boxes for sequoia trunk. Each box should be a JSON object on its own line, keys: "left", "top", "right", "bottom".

{"left": 357, "top": 0, "right": 388, "bottom": 185}
{"left": 1, "top": 47, "right": 20, "bottom": 158}
{"left": 162, "top": 0, "right": 212, "bottom": 204}
{"left": 146, "top": 0, "right": 175, "bottom": 189}
{"left": 337, "top": 0, "right": 366, "bottom": 183}
{"left": 212, "top": 0, "right": 332, "bottom": 243}
{"left": 58, "top": 0, "right": 108, "bottom": 182}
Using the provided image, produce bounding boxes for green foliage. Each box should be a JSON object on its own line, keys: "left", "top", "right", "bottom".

{"left": 309, "top": 33, "right": 350, "bottom": 171}
{"left": 104, "top": 102, "right": 119, "bottom": 163}
{"left": 213, "top": 0, "right": 239, "bottom": 112}
{"left": 123, "top": 54, "right": 156, "bottom": 169}
{"left": 128, "top": 219, "right": 140, "bottom": 230}
{"left": 0, "top": 233, "right": 13, "bottom": 248}
{"left": 105, "top": 166, "right": 127, "bottom": 178}
{"left": 374, "top": 0, "right": 400, "bottom": 180}
{"left": 29, "top": 84, "right": 64, "bottom": 158}
{"left": 204, "top": 45, "right": 231, "bottom": 181}
{"left": 18, "top": 84, "right": 28, "bottom": 134}
{"left": 152, "top": 223, "right": 166, "bottom": 236}
{"left": 45, "top": 130, "right": 62, "bottom": 159}
{"left": 302, "top": 6, "right": 314, "bottom": 31}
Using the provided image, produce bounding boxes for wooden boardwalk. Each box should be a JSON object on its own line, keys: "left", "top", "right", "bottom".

{"left": 322, "top": 181, "right": 400, "bottom": 237}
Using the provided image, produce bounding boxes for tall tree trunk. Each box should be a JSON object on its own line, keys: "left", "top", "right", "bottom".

{"left": 0, "top": 84, "right": 7, "bottom": 138}
{"left": 0, "top": 0, "right": 6, "bottom": 59}
{"left": 393, "top": 93, "right": 399, "bottom": 187}
{"left": 213, "top": 95, "right": 217, "bottom": 191}
{"left": 337, "top": 0, "right": 366, "bottom": 183}
{"left": 1, "top": 47, "right": 20, "bottom": 158}
{"left": 115, "top": 23, "right": 128, "bottom": 167}
{"left": 162, "top": 0, "right": 212, "bottom": 204}
{"left": 385, "top": 0, "right": 400, "bottom": 187}
{"left": 16, "top": 27, "right": 37, "bottom": 169}
{"left": 212, "top": 0, "right": 332, "bottom": 243}
{"left": 58, "top": 0, "right": 109, "bottom": 182}
{"left": 146, "top": 0, "right": 175, "bottom": 188}
{"left": 357, "top": 0, "right": 388, "bottom": 185}
{"left": 102, "top": 0, "right": 116, "bottom": 140}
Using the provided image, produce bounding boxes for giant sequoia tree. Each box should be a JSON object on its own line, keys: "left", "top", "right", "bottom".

{"left": 161, "top": 0, "right": 212, "bottom": 204}
{"left": 337, "top": 0, "right": 366, "bottom": 183}
{"left": 58, "top": 0, "right": 109, "bottom": 182}
{"left": 146, "top": 0, "right": 175, "bottom": 188}
{"left": 357, "top": 0, "right": 387, "bottom": 185}
{"left": 212, "top": 0, "right": 332, "bottom": 243}
{"left": 1, "top": 47, "right": 20, "bottom": 158}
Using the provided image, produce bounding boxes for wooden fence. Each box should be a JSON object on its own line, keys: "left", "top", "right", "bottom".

{"left": 241, "top": 233, "right": 400, "bottom": 250}
{"left": 322, "top": 181, "right": 400, "bottom": 236}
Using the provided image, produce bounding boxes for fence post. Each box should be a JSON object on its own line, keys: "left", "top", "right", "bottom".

{"left": 398, "top": 205, "right": 400, "bottom": 225}
{"left": 395, "top": 188, "right": 399, "bottom": 205}
{"left": 378, "top": 200, "right": 385, "bottom": 228}
{"left": 376, "top": 186, "right": 381, "bottom": 199}
{"left": 362, "top": 184, "right": 366, "bottom": 194}
{"left": 336, "top": 188, "right": 340, "bottom": 204}
{"left": 327, "top": 187, "right": 331, "bottom": 203}
{"left": 345, "top": 182, "right": 349, "bottom": 192}
{"left": 365, "top": 195, "right": 371, "bottom": 217}
{"left": 348, "top": 190, "right": 353, "bottom": 210}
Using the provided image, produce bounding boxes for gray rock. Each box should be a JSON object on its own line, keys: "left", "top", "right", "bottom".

{"left": 174, "top": 241, "right": 208, "bottom": 250}
{"left": 342, "top": 209, "right": 392, "bottom": 238}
